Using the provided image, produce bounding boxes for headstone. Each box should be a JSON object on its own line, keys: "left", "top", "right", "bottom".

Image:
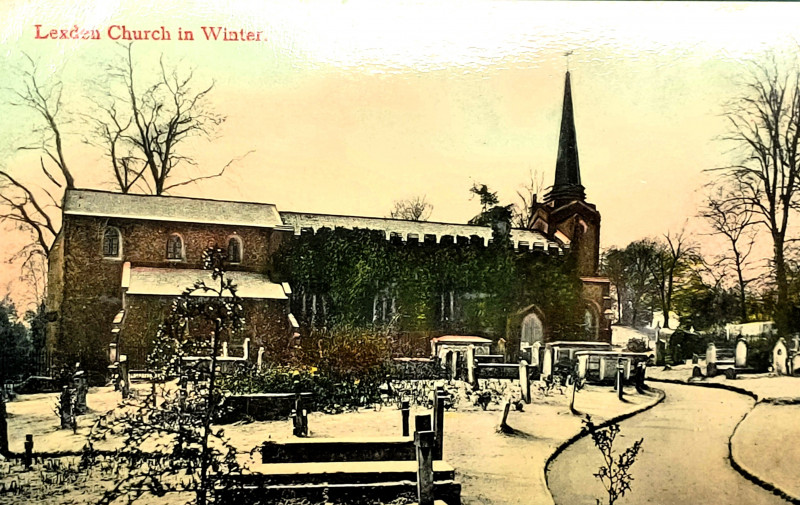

{"left": 576, "top": 355, "right": 588, "bottom": 379}
{"left": 735, "top": 339, "right": 748, "bottom": 368}
{"left": 531, "top": 341, "right": 541, "bottom": 367}
{"left": 72, "top": 370, "right": 88, "bottom": 415}
{"left": 541, "top": 347, "right": 553, "bottom": 379}
{"left": 498, "top": 400, "right": 512, "bottom": 433}
{"left": 518, "top": 360, "right": 531, "bottom": 404}
{"left": 450, "top": 352, "right": 459, "bottom": 381}
{"left": 791, "top": 353, "right": 800, "bottom": 376}
{"left": 59, "top": 386, "right": 73, "bottom": 429}
{"left": 466, "top": 345, "right": 476, "bottom": 386}
{"left": 773, "top": 338, "right": 788, "bottom": 375}
{"left": 598, "top": 357, "right": 606, "bottom": 381}
{"left": 222, "top": 342, "right": 228, "bottom": 357}
{"left": 706, "top": 343, "right": 717, "bottom": 365}
{"left": 257, "top": 347, "right": 265, "bottom": 370}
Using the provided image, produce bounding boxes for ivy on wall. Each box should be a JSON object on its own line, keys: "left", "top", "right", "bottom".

{"left": 273, "top": 226, "right": 587, "bottom": 350}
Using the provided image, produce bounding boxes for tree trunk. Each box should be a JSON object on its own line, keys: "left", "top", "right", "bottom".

{"left": 0, "top": 391, "right": 8, "bottom": 457}
{"left": 774, "top": 239, "right": 790, "bottom": 336}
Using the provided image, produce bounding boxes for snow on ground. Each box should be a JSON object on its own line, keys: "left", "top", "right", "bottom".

{"left": 732, "top": 403, "right": 800, "bottom": 501}
{"left": 5, "top": 381, "right": 661, "bottom": 505}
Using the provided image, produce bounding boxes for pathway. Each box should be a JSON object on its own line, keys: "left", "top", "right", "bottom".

{"left": 547, "top": 382, "right": 789, "bottom": 505}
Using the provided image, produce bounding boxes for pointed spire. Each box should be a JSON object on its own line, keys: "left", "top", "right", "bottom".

{"left": 545, "top": 71, "right": 585, "bottom": 206}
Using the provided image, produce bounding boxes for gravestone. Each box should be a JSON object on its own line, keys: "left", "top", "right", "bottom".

{"left": 531, "top": 341, "right": 541, "bottom": 368}
{"left": 735, "top": 339, "right": 748, "bottom": 368}
{"left": 541, "top": 347, "right": 553, "bottom": 379}
{"left": 773, "top": 338, "right": 788, "bottom": 375}
{"left": 72, "top": 369, "right": 88, "bottom": 415}
{"left": 706, "top": 343, "right": 717, "bottom": 376}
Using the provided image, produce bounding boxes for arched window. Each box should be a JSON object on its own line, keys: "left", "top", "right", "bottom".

{"left": 227, "top": 236, "right": 242, "bottom": 263}
{"left": 166, "top": 234, "right": 184, "bottom": 260}
{"left": 102, "top": 227, "right": 121, "bottom": 258}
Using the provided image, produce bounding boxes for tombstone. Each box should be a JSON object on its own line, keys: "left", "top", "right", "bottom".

{"left": 257, "top": 347, "right": 265, "bottom": 370}
{"left": 222, "top": 342, "right": 228, "bottom": 357}
{"left": 518, "top": 361, "right": 531, "bottom": 404}
{"left": 72, "top": 369, "right": 88, "bottom": 415}
{"left": 450, "top": 351, "right": 459, "bottom": 381}
{"left": 773, "top": 338, "right": 789, "bottom": 375}
{"left": 706, "top": 342, "right": 717, "bottom": 364}
{"left": 735, "top": 339, "right": 748, "bottom": 368}
{"left": 433, "top": 388, "right": 445, "bottom": 460}
{"left": 59, "top": 386, "right": 73, "bottom": 429}
{"left": 576, "top": 355, "right": 588, "bottom": 379}
{"left": 598, "top": 357, "right": 606, "bottom": 381}
{"left": 655, "top": 339, "right": 666, "bottom": 366}
{"left": 541, "top": 347, "right": 553, "bottom": 379}
{"left": 401, "top": 400, "right": 410, "bottom": 437}
{"left": 531, "top": 341, "right": 542, "bottom": 368}
{"left": 23, "top": 435, "right": 33, "bottom": 469}
{"left": 791, "top": 353, "right": 800, "bottom": 376}
{"left": 466, "top": 345, "right": 476, "bottom": 386}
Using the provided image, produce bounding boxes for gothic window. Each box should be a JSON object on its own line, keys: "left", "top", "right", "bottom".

{"left": 166, "top": 234, "right": 184, "bottom": 260}
{"left": 227, "top": 236, "right": 242, "bottom": 263}
{"left": 102, "top": 227, "right": 121, "bottom": 258}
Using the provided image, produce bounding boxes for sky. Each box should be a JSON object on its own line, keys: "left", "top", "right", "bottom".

{"left": 1, "top": 0, "right": 799, "bottom": 310}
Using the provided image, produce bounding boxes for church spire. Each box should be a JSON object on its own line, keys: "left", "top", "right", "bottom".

{"left": 545, "top": 71, "right": 586, "bottom": 206}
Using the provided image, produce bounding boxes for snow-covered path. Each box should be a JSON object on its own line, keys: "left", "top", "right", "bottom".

{"left": 547, "top": 382, "right": 789, "bottom": 505}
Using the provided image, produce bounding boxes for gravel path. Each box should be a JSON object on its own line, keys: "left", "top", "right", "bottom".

{"left": 547, "top": 382, "right": 790, "bottom": 505}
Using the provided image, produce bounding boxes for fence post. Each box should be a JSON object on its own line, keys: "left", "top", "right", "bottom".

{"left": 24, "top": 434, "right": 34, "bottom": 469}
{"left": 433, "top": 387, "right": 445, "bottom": 460}
{"left": 499, "top": 400, "right": 512, "bottom": 432}
{"left": 119, "top": 355, "right": 130, "bottom": 399}
{"left": 0, "top": 391, "right": 8, "bottom": 458}
{"left": 415, "top": 414, "right": 432, "bottom": 433}
{"left": 414, "top": 430, "right": 435, "bottom": 505}
{"left": 518, "top": 360, "right": 531, "bottom": 404}
{"left": 401, "top": 400, "right": 410, "bottom": 437}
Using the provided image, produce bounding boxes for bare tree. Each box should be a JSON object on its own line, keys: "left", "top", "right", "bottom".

{"left": 0, "top": 55, "right": 74, "bottom": 256}
{"left": 700, "top": 185, "right": 757, "bottom": 322}
{"left": 389, "top": 195, "right": 433, "bottom": 221}
{"left": 709, "top": 55, "right": 800, "bottom": 335}
{"left": 98, "top": 43, "right": 230, "bottom": 195}
{"left": 648, "top": 230, "right": 697, "bottom": 329}
{"left": 513, "top": 170, "right": 545, "bottom": 229}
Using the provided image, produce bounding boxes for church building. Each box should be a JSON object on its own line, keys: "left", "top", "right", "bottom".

{"left": 45, "top": 72, "right": 611, "bottom": 371}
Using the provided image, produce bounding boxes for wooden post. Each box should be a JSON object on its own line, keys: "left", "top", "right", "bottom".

{"left": 616, "top": 359, "right": 624, "bottom": 401}
{"left": 433, "top": 390, "right": 445, "bottom": 460}
{"left": 499, "top": 400, "right": 512, "bottom": 432}
{"left": 415, "top": 414, "right": 432, "bottom": 433}
{"left": 518, "top": 360, "right": 531, "bottom": 404}
{"left": 119, "top": 355, "right": 130, "bottom": 399}
{"left": 414, "top": 430, "right": 435, "bottom": 505}
{"left": 24, "top": 434, "right": 33, "bottom": 469}
{"left": 0, "top": 391, "right": 8, "bottom": 458}
{"left": 401, "top": 400, "right": 410, "bottom": 437}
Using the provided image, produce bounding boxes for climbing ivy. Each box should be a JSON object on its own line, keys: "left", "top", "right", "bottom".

{"left": 273, "top": 226, "right": 586, "bottom": 350}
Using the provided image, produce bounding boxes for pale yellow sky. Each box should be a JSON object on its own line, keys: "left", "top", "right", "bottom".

{"left": 0, "top": 1, "right": 797, "bottom": 308}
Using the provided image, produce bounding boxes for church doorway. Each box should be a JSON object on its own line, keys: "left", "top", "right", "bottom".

{"left": 520, "top": 310, "right": 544, "bottom": 365}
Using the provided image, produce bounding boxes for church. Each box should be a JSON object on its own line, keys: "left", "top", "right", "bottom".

{"left": 45, "top": 72, "right": 611, "bottom": 371}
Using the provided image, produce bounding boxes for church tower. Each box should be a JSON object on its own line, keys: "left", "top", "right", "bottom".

{"left": 543, "top": 71, "right": 602, "bottom": 278}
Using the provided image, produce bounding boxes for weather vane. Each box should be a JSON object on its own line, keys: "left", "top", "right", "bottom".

{"left": 564, "top": 50, "right": 574, "bottom": 71}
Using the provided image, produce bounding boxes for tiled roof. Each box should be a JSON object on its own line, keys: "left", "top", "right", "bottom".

{"left": 64, "top": 189, "right": 284, "bottom": 229}
{"left": 124, "top": 266, "right": 287, "bottom": 299}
